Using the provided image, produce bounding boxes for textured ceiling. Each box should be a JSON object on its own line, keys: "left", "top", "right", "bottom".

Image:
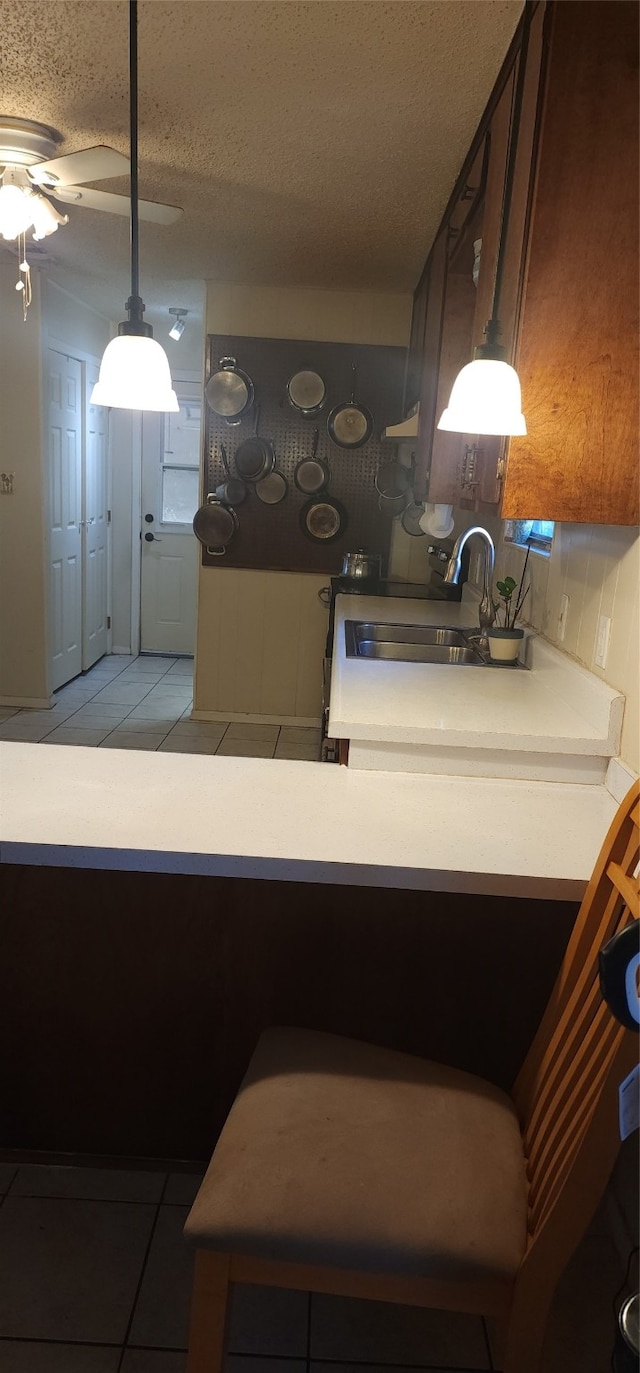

{"left": 0, "top": 0, "right": 521, "bottom": 324}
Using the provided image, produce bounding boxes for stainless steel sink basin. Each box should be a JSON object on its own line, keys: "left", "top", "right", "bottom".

{"left": 351, "top": 623, "right": 470, "bottom": 647}
{"left": 344, "top": 621, "right": 485, "bottom": 666}
{"left": 355, "top": 641, "right": 484, "bottom": 664}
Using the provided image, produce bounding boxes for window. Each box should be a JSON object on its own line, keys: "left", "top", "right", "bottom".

{"left": 161, "top": 399, "right": 201, "bottom": 525}
{"left": 504, "top": 519, "right": 554, "bottom": 555}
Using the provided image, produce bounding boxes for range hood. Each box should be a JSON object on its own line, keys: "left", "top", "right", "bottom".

{"left": 382, "top": 403, "right": 419, "bottom": 440}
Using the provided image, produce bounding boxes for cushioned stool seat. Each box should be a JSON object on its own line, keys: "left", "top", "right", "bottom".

{"left": 184, "top": 1026, "right": 527, "bottom": 1285}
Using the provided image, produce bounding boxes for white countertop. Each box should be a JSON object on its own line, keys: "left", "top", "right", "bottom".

{"left": 0, "top": 741, "right": 619, "bottom": 900}
{"left": 329, "top": 595, "right": 623, "bottom": 755}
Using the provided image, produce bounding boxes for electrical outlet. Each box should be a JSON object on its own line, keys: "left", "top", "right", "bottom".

{"left": 557, "top": 593, "right": 569, "bottom": 641}
{"left": 595, "top": 614, "right": 611, "bottom": 669}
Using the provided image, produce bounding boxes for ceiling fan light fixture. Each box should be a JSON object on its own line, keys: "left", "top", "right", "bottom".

{"left": 30, "top": 191, "right": 68, "bottom": 240}
{"left": 0, "top": 178, "right": 34, "bottom": 239}
{"left": 91, "top": 333, "right": 179, "bottom": 412}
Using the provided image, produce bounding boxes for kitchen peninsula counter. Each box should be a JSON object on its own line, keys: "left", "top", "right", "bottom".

{"left": 0, "top": 739, "right": 621, "bottom": 900}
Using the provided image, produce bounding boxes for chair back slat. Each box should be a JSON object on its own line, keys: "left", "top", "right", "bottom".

{"left": 523, "top": 882, "right": 628, "bottom": 1158}
{"left": 529, "top": 1029, "right": 623, "bottom": 1236}
{"left": 512, "top": 781, "right": 639, "bottom": 1252}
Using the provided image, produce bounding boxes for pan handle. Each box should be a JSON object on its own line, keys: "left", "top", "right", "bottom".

{"left": 206, "top": 545, "right": 227, "bottom": 557}
{"left": 311, "top": 427, "right": 319, "bottom": 458}
{"left": 220, "top": 442, "right": 232, "bottom": 478}
{"left": 350, "top": 362, "right": 357, "bottom": 404}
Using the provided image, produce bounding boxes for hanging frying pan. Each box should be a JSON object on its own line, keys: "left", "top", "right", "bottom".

{"left": 235, "top": 404, "right": 276, "bottom": 483}
{"left": 327, "top": 363, "right": 373, "bottom": 449}
{"left": 205, "top": 357, "right": 254, "bottom": 425}
{"left": 294, "top": 428, "right": 330, "bottom": 495}
{"left": 193, "top": 494, "right": 239, "bottom": 555}
{"left": 287, "top": 368, "right": 326, "bottom": 418}
{"left": 375, "top": 459, "right": 413, "bottom": 499}
{"left": 215, "top": 442, "right": 248, "bottom": 506}
{"left": 401, "top": 501, "right": 427, "bottom": 537}
{"left": 300, "top": 496, "right": 347, "bottom": 544}
{"left": 256, "top": 470, "right": 288, "bottom": 505}
{"left": 378, "top": 490, "right": 411, "bottom": 518}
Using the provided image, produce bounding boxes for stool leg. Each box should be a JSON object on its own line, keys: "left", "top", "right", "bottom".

{"left": 186, "top": 1249, "right": 231, "bottom": 1373}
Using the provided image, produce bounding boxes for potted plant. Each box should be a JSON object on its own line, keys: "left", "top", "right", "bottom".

{"left": 488, "top": 548, "right": 530, "bottom": 664}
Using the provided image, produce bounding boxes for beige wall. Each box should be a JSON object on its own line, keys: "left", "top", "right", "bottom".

{"left": 196, "top": 283, "right": 412, "bottom": 719}
{"left": 205, "top": 283, "right": 411, "bottom": 346}
{"left": 0, "top": 268, "right": 49, "bottom": 703}
{"left": 43, "top": 278, "right": 112, "bottom": 359}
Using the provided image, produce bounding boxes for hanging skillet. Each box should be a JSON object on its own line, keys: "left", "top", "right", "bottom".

{"left": 327, "top": 363, "right": 373, "bottom": 449}
{"left": 300, "top": 496, "right": 347, "bottom": 544}
{"left": 287, "top": 369, "right": 326, "bottom": 418}
{"left": 256, "top": 470, "right": 288, "bottom": 505}
{"left": 294, "top": 428, "right": 330, "bottom": 495}
{"left": 205, "top": 357, "right": 254, "bottom": 425}
{"left": 193, "top": 494, "right": 239, "bottom": 555}
{"left": 235, "top": 404, "right": 276, "bottom": 482}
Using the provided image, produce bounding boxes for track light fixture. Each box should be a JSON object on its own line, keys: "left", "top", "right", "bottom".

{"left": 169, "top": 308, "right": 188, "bottom": 342}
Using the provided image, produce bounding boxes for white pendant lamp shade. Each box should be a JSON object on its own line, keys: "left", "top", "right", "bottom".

{"left": 437, "top": 358, "right": 526, "bottom": 436}
{"left": 90, "top": 335, "right": 179, "bottom": 412}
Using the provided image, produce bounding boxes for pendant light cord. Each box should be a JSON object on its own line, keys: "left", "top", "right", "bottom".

{"left": 484, "top": 0, "right": 533, "bottom": 350}
{"left": 123, "top": 0, "right": 150, "bottom": 333}
{"left": 129, "top": 0, "right": 140, "bottom": 303}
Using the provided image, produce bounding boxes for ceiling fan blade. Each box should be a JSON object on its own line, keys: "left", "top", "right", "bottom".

{"left": 30, "top": 146, "right": 130, "bottom": 188}
{"left": 53, "top": 185, "right": 183, "bottom": 225}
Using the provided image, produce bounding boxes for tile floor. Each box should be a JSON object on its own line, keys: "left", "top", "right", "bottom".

{"left": 0, "top": 1162, "right": 630, "bottom": 1373}
{"left": 0, "top": 657, "right": 321, "bottom": 760}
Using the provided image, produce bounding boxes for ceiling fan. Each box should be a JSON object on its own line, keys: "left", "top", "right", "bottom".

{"left": 0, "top": 115, "right": 182, "bottom": 241}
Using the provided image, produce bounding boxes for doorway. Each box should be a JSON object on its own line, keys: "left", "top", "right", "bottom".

{"left": 140, "top": 382, "right": 200, "bottom": 655}
{"left": 47, "top": 348, "right": 110, "bottom": 691}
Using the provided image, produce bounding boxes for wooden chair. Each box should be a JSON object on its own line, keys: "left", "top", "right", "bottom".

{"left": 183, "top": 781, "right": 639, "bottom": 1373}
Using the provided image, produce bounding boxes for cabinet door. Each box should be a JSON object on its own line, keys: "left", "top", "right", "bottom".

{"left": 503, "top": 0, "right": 639, "bottom": 524}
{"left": 413, "top": 228, "right": 448, "bottom": 500}
{"left": 404, "top": 262, "right": 429, "bottom": 415}
{"left": 472, "top": 1, "right": 547, "bottom": 513}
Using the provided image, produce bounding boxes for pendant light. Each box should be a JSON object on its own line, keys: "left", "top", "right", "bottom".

{"left": 438, "top": 3, "right": 532, "bottom": 437}
{"left": 91, "top": 1, "right": 178, "bottom": 412}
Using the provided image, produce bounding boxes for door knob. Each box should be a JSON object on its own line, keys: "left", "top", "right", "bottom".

{"left": 144, "top": 531, "right": 163, "bottom": 542}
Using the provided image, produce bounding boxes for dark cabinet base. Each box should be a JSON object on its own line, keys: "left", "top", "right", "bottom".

{"left": 1, "top": 864, "right": 578, "bottom": 1160}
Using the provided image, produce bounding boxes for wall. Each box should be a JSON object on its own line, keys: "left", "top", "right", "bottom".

{"left": 452, "top": 510, "right": 640, "bottom": 773}
{"left": 42, "top": 278, "right": 112, "bottom": 360}
{"left": 0, "top": 267, "right": 49, "bottom": 704}
{"left": 196, "top": 284, "right": 412, "bottom": 720}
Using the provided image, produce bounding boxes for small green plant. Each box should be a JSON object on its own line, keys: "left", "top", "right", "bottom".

{"left": 494, "top": 548, "right": 531, "bottom": 629}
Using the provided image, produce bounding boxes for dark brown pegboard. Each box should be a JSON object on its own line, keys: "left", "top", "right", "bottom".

{"left": 202, "top": 335, "right": 407, "bottom": 574}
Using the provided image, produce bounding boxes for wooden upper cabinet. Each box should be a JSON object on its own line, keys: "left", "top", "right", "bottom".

{"left": 503, "top": 0, "right": 639, "bottom": 524}
{"left": 413, "top": 228, "right": 448, "bottom": 500}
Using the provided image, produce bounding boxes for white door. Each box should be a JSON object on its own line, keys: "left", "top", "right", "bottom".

{"left": 83, "top": 362, "right": 109, "bottom": 669}
{"left": 49, "top": 350, "right": 83, "bottom": 690}
{"left": 140, "top": 384, "right": 200, "bottom": 655}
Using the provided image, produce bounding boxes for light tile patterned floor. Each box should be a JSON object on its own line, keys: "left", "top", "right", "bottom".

{"left": 0, "top": 656, "right": 321, "bottom": 761}
{"left": 0, "top": 1162, "right": 631, "bottom": 1372}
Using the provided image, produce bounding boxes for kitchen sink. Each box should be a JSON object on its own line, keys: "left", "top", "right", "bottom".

{"left": 344, "top": 621, "right": 486, "bottom": 666}
{"left": 350, "top": 623, "right": 470, "bottom": 647}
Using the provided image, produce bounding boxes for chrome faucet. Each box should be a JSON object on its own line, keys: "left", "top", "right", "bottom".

{"left": 443, "top": 525, "right": 496, "bottom": 638}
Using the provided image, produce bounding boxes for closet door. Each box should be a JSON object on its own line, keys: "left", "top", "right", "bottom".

{"left": 48, "top": 350, "right": 83, "bottom": 690}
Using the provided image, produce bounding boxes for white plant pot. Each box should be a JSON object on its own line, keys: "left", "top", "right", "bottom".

{"left": 487, "top": 627, "right": 524, "bottom": 664}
